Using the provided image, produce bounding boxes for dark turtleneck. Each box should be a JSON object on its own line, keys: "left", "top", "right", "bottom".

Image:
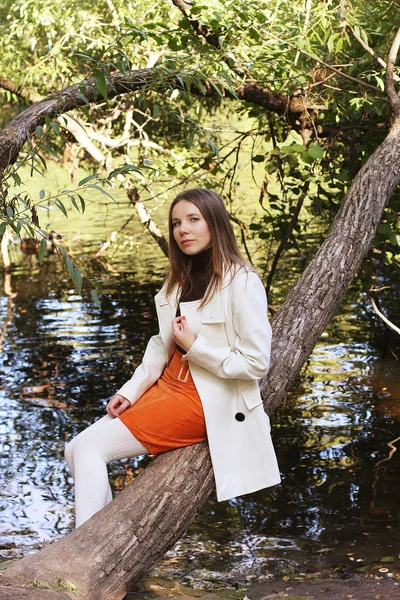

{"left": 179, "top": 246, "right": 213, "bottom": 304}
{"left": 175, "top": 248, "right": 213, "bottom": 354}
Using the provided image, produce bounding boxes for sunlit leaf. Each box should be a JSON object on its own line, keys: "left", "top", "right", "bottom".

{"left": 91, "top": 288, "right": 101, "bottom": 307}
{"left": 38, "top": 237, "right": 47, "bottom": 264}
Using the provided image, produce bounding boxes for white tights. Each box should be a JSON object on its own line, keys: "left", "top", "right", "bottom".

{"left": 64, "top": 415, "right": 149, "bottom": 528}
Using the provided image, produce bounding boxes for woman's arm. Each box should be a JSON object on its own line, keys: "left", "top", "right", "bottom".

{"left": 115, "top": 332, "right": 168, "bottom": 407}
{"left": 182, "top": 270, "right": 271, "bottom": 380}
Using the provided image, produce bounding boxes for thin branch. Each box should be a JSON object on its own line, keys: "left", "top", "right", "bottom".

{"left": 385, "top": 27, "right": 400, "bottom": 117}
{"left": 350, "top": 25, "right": 400, "bottom": 82}
{"left": 294, "top": 0, "right": 312, "bottom": 66}
{"left": 369, "top": 296, "right": 400, "bottom": 335}
{"left": 375, "top": 436, "right": 400, "bottom": 469}
{"left": 268, "top": 31, "right": 383, "bottom": 93}
{"left": 228, "top": 212, "right": 254, "bottom": 266}
{"left": 125, "top": 185, "right": 169, "bottom": 257}
{"left": 171, "top": 0, "right": 220, "bottom": 48}
{"left": 266, "top": 183, "right": 310, "bottom": 298}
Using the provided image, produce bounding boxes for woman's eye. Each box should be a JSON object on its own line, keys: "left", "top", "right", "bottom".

{"left": 173, "top": 222, "right": 180, "bottom": 227}
{"left": 191, "top": 218, "right": 199, "bottom": 222}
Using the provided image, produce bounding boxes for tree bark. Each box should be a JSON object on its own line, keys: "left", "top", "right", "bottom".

{"left": 2, "top": 115, "right": 400, "bottom": 599}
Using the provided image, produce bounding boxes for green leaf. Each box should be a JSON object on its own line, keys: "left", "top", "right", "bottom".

{"left": 108, "top": 165, "right": 142, "bottom": 179}
{"left": 187, "top": 130, "right": 195, "bottom": 148}
{"left": 39, "top": 189, "right": 45, "bottom": 199}
{"left": 0, "top": 223, "right": 7, "bottom": 236}
{"left": 74, "top": 267, "right": 83, "bottom": 295}
{"left": 252, "top": 154, "right": 265, "bottom": 162}
{"left": 93, "top": 70, "right": 108, "bottom": 100}
{"left": 209, "top": 81, "right": 223, "bottom": 98}
{"left": 65, "top": 256, "right": 74, "bottom": 278}
{"left": 249, "top": 26, "right": 260, "bottom": 42}
{"left": 69, "top": 195, "right": 80, "bottom": 212}
{"left": 76, "top": 91, "right": 90, "bottom": 105}
{"left": 77, "top": 194, "right": 86, "bottom": 213}
{"left": 381, "top": 556, "right": 395, "bottom": 563}
{"left": 40, "top": 143, "right": 59, "bottom": 160}
{"left": 51, "top": 121, "right": 60, "bottom": 135}
{"left": 11, "top": 172, "right": 21, "bottom": 185}
{"left": 74, "top": 52, "right": 96, "bottom": 62}
{"left": 35, "top": 125, "right": 44, "bottom": 137}
{"left": 377, "top": 223, "right": 391, "bottom": 235}
{"left": 91, "top": 288, "right": 101, "bottom": 307}
{"left": 53, "top": 199, "right": 68, "bottom": 217}
{"left": 6, "top": 206, "right": 14, "bottom": 217}
{"left": 87, "top": 184, "right": 118, "bottom": 203}
{"left": 78, "top": 174, "right": 99, "bottom": 186}
{"left": 308, "top": 144, "right": 324, "bottom": 159}
{"left": 9, "top": 221, "right": 21, "bottom": 235}
{"left": 38, "top": 237, "right": 48, "bottom": 264}
{"left": 291, "top": 143, "right": 306, "bottom": 153}
{"left": 168, "top": 37, "right": 181, "bottom": 51}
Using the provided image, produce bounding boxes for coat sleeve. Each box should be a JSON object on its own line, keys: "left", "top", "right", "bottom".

{"left": 116, "top": 332, "right": 168, "bottom": 406}
{"left": 182, "top": 269, "right": 272, "bottom": 380}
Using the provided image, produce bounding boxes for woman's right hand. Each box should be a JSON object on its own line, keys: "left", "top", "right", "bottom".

{"left": 106, "top": 393, "right": 131, "bottom": 418}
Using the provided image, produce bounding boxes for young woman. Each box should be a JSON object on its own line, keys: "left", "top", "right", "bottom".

{"left": 65, "top": 188, "right": 280, "bottom": 527}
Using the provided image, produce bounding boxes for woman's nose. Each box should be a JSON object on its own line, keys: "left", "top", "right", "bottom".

{"left": 179, "top": 221, "right": 190, "bottom": 233}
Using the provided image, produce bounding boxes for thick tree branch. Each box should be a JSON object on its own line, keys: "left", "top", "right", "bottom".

{"left": 0, "top": 68, "right": 326, "bottom": 176}
{"left": 0, "top": 76, "right": 42, "bottom": 103}
{"left": 386, "top": 27, "right": 400, "bottom": 117}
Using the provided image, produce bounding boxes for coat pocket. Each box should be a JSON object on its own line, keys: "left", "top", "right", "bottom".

{"left": 240, "top": 380, "right": 263, "bottom": 411}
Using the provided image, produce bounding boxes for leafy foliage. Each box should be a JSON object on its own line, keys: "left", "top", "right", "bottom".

{"left": 0, "top": 0, "right": 399, "bottom": 300}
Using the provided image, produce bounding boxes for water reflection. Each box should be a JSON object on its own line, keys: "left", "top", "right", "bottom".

{"left": 1, "top": 258, "right": 400, "bottom": 582}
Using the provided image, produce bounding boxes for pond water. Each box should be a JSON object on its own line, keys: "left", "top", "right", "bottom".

{"left": 0, "top": 198, "right": 400, "bottom": 586}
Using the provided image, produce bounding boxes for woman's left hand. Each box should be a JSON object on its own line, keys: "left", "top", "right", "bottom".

{"left": 172, "top": 316, "right": 196, "bottom": 352}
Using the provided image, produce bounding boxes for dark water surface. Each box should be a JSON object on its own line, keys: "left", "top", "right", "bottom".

{"left": 1, "top": 243, "right": 399, "bottom": 584}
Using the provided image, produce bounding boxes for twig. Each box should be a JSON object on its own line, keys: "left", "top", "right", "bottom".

{"left": 375, "top": 436, "right": 400, "bottom": 469}
{"left": 369, "top": 296, "right": 400, "bottom": 335}
{"left": 350, "top": 25, "right": 400, "bottom": 82}
{"left": 266, "top": 183, "right": 310, "bottom": 298}
{"left": 294, "top": 0, "right": 312, "bottom": 66}
{"left": 268, "top": 31, "right": 383, "bottom": 93}
{"left": 385, "top": 27, "right": 400, "bottom": 117}
{"left": 228, "top": 213, "right": 253, "bottom": 266}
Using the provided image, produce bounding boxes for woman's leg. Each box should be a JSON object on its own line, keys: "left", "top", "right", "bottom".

{"left": 64, "top": 415, "right": 149, "bottom": 528}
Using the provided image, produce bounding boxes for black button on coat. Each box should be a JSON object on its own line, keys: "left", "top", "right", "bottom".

{"left": 235, "top": 412, "right": 245, "bottom": 422}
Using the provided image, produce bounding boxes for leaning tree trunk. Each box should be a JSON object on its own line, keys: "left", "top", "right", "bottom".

{"left": 1, "top": 117, "right": 399, "bottom": 599}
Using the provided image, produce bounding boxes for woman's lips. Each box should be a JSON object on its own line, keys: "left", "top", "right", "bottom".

{"left": 182, "top": 240, "right": 194, "bottom": 245}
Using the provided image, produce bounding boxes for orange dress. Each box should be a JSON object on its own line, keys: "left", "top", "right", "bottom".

{"left": 119, "top": 348, "right": 207, "bottom": 454}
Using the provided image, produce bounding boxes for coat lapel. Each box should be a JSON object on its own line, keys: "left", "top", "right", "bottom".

{"left": 154, "top": 285, "right": 178, "bottom": 353}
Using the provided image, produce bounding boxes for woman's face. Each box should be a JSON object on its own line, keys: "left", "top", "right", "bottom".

{"left": 171, "top": 200, "right": 212, "bottom": 255}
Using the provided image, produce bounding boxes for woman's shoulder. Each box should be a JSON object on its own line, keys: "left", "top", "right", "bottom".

{"left": 224, "top": 263, "right": 263, "bottom": 291}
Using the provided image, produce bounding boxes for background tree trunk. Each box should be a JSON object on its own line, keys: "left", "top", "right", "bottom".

{"left": 1, "top": 116, "right": 400, "bottom": 599}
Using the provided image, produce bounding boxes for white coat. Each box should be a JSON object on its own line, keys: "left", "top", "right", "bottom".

{"left": 117, "top": 267, "right": 281, "bottom": 501}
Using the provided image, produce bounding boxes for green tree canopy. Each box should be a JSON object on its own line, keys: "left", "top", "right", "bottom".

{"left": 0, "top": 0, "right": 399, "bottom": 299}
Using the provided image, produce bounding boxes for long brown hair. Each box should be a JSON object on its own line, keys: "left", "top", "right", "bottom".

{"left": 166, "top": 188, "right": 248, "bottom": 306}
